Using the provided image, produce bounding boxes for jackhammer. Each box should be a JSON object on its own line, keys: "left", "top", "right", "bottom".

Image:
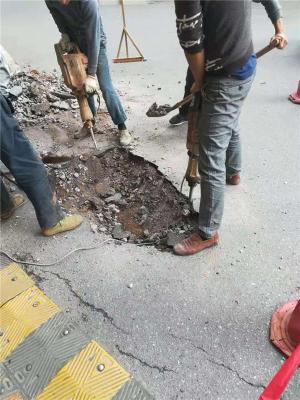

{"left": 54, "top": 43, "right": 98, "bottom": 149}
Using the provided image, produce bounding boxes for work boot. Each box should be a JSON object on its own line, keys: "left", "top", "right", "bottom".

{"left": 173, "top": 232, "right": 219, "bottom": 256}
{"left": 119, "top": 129, "right": 132, "bottom": 146}
{"left": 226, "top": 174, "right": 241, "bottom": 185}
{"left": 169, "top": 113, "right": 188, "bottom": 126}
{"left": 42, "top": 214, "right": 83, "bottom": 236}
{"left": 1, "top": 194, "right": 25, "bottom": 220}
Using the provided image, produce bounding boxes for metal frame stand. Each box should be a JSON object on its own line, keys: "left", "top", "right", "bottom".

{"left": 113, "top": 0, "right": 146, "bottom": 63}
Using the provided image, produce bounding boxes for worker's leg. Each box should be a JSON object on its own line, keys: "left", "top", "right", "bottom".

{"left": 0, "top": 179, "right": 14, "bottom": 214}
{"left": 225, "top": 112, "right": 242, "bottom": 178}
{"left": 96, "top": 44, "right": 127, "bottom": 126}
{"left": 0, "top": 94, "right": 59, "bottom": 229}
{"left": 198, "top": 75, "right": 253, "bottom": 238}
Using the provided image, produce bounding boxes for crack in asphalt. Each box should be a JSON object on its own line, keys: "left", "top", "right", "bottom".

{"left": 22, "top": 265, "right": 48, "bottom": 283}
{"left": 169, "top": 333, "right": 266, "bottom": 390}
{"left": 207, "top": 358, "right": 266, "bottom": 389}
{"left": 116, "top": 344, "right": 175, "bottom": 374}
{"left": 25, "top": 265, "right": 175, "bottom": 376}
{"left": 41, "top": 270, "right": 128, "bottom": 335}
{"left": 21, "top": 267, "right": 264, "bottom": 389}
{"left": 169, "top": 332, "right": 209, "bottom": 355}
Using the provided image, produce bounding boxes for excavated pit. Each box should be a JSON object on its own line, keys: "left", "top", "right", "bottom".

{"left": 52, "top": 148, "right": 197, "bottom": 248}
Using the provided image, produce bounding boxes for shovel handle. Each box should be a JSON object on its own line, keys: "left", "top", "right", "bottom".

{"left": 256, "top": 38, "right": 279, "bottom": 59}
{"left": 170, "top": 93, "right": 194, "bottom": 112}
{"left": 164, "top": 41, "right": 279, "bottom": 114}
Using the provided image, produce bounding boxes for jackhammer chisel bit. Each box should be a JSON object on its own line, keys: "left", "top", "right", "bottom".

{"left": 88, "top": 126, "right": 98, "bottom": 150}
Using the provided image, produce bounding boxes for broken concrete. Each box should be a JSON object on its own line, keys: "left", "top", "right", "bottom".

{"left": 8, "top": 68, "right": 74, "bottom": 125}
{"left": 51, "top": 148, "right": 196, "bottom": 247}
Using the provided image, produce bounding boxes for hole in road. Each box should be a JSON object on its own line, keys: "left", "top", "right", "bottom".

{"left": 52, "top": 148, "right": 197, "bottom": 249}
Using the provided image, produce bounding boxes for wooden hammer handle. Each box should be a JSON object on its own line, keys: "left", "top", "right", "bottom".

{"left": 256, "top": 38, "right": 279, "bottom": 59}
{"left": 171, "top": 41, "right": 279, "bottom": 112}
{"left": 170, "top": 93, "right": 194, "bottom": 112}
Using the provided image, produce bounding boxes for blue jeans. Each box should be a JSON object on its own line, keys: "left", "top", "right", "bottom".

{"left": 73, "top": 33, "right": 127, "bottom": 125}
{"left": 198, "top": 74, "right": 254, "bottom": 238}
{"left": 0, "top": 94, "right": 59, "bottom": 229}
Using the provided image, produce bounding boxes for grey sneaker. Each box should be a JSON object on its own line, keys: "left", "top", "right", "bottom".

{"left": 119, "top": 129, "right": 132, "bottom": 146}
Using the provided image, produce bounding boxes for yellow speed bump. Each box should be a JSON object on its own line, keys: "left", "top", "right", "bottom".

{"left": 0, "top": 263, "right": 34, "bottom": 306}
{"left": 0, "top": 286, "right": 60, "bottom": 361}
{"left": 37, "top": 340, "right": 131, "bottom": 400}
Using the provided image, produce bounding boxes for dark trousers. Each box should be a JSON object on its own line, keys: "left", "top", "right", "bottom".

{"left": 0, "top": 94, "right": 59, "bottom": 229}
{"left": 180, "top": 67, "right": 194, "bottom": 116}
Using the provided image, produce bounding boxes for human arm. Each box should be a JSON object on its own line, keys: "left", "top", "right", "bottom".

{"left": 185, "top": 52, "right": 205, "bottom": 94}
{"left": 81, "top": 0, "right": 102, "bottom": 76}
{"left": 271, "top": 17, "right": 288, "bottom": 49}
{"left": 255, "top": 0, "right": 288, "bottom": 48}
{"left": 45, "top": 1, "right": 75, "bottom": 52}
{"left": 174, "top": 0, "right": 205, "bottom": 92}
{"left": 45, "top": 1, "right": 68, "bottom": 34}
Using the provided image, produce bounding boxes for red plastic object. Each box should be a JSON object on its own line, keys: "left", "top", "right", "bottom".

{"left": 258, "top": 344, "right": 300, "bottom": 400}
{"left": 270, "top": 300, "right": 300, "bottom": 357}
{"left": 289, "top": 81, "right": 300, "bottom": 104}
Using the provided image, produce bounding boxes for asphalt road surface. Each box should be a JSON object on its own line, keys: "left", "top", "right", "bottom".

{"left": 1, "top": 1, "right": 300, "bottom": 399}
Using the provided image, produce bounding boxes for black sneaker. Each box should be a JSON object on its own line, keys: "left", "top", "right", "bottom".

{"left": 169, "top": 113, "right": 188, "bottom": 126}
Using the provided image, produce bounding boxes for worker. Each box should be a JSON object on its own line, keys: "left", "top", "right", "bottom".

{"left": 0, "top": 49, "right": 83, "bottom": 236}
{"left": 173, "top": 0, "right": 288, "bottom": 256}
{"left": 45, "top": 0, "right": 132, "bottom": 146}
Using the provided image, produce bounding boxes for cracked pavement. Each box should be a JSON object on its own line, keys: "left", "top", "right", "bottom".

{"left": 1, "top": 1, "right": 300, "bottom": 399}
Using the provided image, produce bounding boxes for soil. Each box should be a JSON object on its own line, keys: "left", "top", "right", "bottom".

{"left": 4, "top": 67, "right": 197, "bottom": 249}
{"left": 52, "top": 148, "right": 197, "bottom": 248}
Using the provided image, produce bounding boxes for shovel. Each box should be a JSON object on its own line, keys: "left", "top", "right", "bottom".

{"left": 146, "top": 94, "right": 193, "bottom": 118}
{"left": 146, "top": 39, "right": 280, "bottom": 119}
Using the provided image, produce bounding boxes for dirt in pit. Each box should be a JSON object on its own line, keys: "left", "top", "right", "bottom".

{"left": 52, "top": 148, "right": 197, "bottom": 248}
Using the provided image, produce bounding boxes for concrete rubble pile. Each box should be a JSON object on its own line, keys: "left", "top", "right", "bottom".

{"left": 52, "top": 149, "right": 196, "bottom": 248}
{"left": 8, "top": 68, "right": 79, "bottom": 126}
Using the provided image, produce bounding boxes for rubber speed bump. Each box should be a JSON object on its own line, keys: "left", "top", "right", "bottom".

{"left": 0, "top": 263, "right": 34, "bottom": 306}
{"left": 0, "top": 364, "right": 23, "bottom": 400}
{"left": 3, "top": 312, "right": 89, "bottom": 399}
{"left": 0, "top": 263, "right": 154, "bottom": 399}
{"left": 112, "top": 379, "right": 155, "bottom": 400}
{"left": 37, "top": 340, "right": 131, "bottom": 400}
{"left": 0, "top": 286, "right": 60, "bottom": 361}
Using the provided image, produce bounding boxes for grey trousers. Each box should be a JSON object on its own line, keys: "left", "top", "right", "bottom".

{"left": 198, "top": 74, "right": 254, "bottom": 238}
{"left": 0, "top": 94, "right": 59, "bottom": 229}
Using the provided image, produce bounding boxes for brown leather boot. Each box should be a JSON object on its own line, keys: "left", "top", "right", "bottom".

{"left": 226, "top": 174, "right": 240, "bottom": 185}
{"left": 173, "top": 232, "right": 219, "bottom": 256}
